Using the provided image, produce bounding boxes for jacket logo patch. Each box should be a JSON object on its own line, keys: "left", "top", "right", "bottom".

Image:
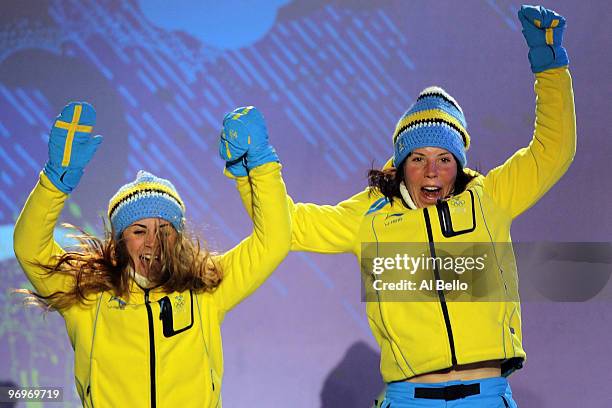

{"left": 108, "top": 296, "right": 127, "bottom": 310}
{"left": 448, "top": 197, "right": 465, "bottom": 207}
{"left": 173, "top": 294, "right": 185, "bottom": 312}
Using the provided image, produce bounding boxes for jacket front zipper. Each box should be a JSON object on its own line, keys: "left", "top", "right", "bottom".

{"left": 423, "top": 208, "right": 458, "bottom": 366}
{"left": 144, "top": 289, "right": 157, "bottom": 408}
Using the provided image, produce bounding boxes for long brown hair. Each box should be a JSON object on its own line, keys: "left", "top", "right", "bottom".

{"left": 21, "top": 222, "right": 223, "bottom": 311}
{"left": 367, "top": 154, "right": 478, "bottom": 205}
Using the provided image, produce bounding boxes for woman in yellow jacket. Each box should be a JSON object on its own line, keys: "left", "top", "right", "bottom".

{"left": 13, "top": 104, "right": 290, "bottom": 407}
{"left": 233, "top": 5, "right": 575, "bottom": 407}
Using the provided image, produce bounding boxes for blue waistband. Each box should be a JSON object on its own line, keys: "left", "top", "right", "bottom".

{"left": 386, "top": 377, "right": 509, "bottom": 399}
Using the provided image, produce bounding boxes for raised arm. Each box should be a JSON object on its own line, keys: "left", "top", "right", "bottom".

{"left": 211, "top": 107, "right": 291, "bottom": 316}
{"left": 14, "top": 173, "right": 70, "bottom": 297}
{"left": 484, "top": 6, "right": 576, "bottom": 218}
{"left": 14, "top": 102, "right": 102, "bottom": 299}
{"left": 232, "top": 174, "right": 374, "bottom": 254}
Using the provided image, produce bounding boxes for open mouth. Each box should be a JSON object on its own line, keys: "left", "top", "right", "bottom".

{"left": 137, "top": 254, "right": 162, "bottom": 277}
{"left": 420, "top": 186, "right": 442, "bottom": 201}
{"left": 139, "top": 254, "right": 160, "bottom": 262}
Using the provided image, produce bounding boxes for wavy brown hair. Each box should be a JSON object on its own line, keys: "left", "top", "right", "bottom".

{"left": 21, "top": 222, "right": 223, "bottom": 312}
{"left": 367, "top": 154, "right": 479, "bottom": 205}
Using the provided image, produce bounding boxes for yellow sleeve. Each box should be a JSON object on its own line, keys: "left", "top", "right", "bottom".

{"left": 13, "top": 172, "right": 71, "bottom": 297}
{"left": 232, "top": 172, "right": 375, "bottom": 254}
{"left": 287, "top": 191, "right": 374, "bottom": 253}
{"left": 484, "top": 67, "right": 576, "bottom": 218}
{"left": 212, "top": 162, "right": 291, "bottom": 317}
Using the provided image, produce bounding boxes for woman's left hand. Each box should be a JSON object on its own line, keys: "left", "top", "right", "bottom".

{"left": 219, "top": 106, "right": 279, "bottom": 176}
{"left": 518, "top": 5, "right": 569, "bottom": 73}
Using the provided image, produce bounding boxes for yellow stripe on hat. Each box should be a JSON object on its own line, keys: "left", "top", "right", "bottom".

{"left": 393, "top": 109, "right": 470, "bottom": 149}
{"left": 55, "top": 105, "right": 94, "bottom": 167}
{"left": 111, "top": 181, "right": 184, "bottom": 206}
{"left": 108, "top": 181, "right": 185, "bottom": 216}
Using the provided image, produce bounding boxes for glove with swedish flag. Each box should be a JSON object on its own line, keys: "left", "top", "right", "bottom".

{"left": 219, "top": 106, "right": 279, "bottom": 177}
{"left": 518, "top": 5, "right": 569, "bottom": 73}
{"left": 43, "top": 102, "right": 102, "bottom": 193}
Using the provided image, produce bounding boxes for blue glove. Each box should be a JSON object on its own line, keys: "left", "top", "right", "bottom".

{"left": 219, "top": 126, "right": 248, "bottom": 177}
{"left": 219, "top": 106, "right": 279, "bottom": 175}
{"left": 518, "top": 5, "right": 569, "bottom": 73}
{"left": 43, "top": 102, "right": 102, "bottom": 193}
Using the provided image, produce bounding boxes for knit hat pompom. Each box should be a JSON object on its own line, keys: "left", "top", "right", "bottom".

{"left": 393, "top": 86, "right": 470, "bottom": 168}
{"left": 108, "top": 170, "right": 185, "bottom": 239}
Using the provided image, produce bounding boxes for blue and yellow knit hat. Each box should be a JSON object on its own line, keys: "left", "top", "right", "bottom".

{"left": 108, "top": 171, "right": 186, "bottom": 239}
{"left": 393, "top": 86, "right": 470, "bottom": 168}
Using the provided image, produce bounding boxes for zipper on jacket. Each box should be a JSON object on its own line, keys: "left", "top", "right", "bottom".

{"left": 423, "top": 208, "right": 458, "bottom": 366}
{"left": 86, "top": 385, "right": 94, "bottom": 407}
{"left": 144, "top": 289, "right": 157, "bottom": 408}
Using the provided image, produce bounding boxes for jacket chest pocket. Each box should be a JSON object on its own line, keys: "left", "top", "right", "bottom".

{"left": 436, "top": 190, "right": 476, "bottom": 237}
{"left": 158, "top": 290, "right": 194, "bottom": 337}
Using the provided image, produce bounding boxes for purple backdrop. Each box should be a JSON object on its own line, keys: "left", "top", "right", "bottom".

{"left": 1, "top": 0, "right": 610, "bottom": 406}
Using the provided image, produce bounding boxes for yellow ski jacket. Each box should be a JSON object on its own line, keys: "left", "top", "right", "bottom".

{"left": 14, "top": 162, "right": 291, "bottom": 407}
{"left": 234, "top": 67, "right": 575, "bottom": 382}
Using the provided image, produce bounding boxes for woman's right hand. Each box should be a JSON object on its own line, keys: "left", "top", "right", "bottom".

{"left": 43, "top": 102, "right": 102, "bottom": 193}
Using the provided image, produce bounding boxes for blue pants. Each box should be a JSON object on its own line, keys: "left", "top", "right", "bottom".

{"left": 379, "top": 377, "right": 517, "bottom": 407}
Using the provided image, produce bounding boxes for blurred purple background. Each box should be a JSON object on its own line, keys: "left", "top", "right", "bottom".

{"left": 0, "top": 0, "right": 610, "bottom": 406}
